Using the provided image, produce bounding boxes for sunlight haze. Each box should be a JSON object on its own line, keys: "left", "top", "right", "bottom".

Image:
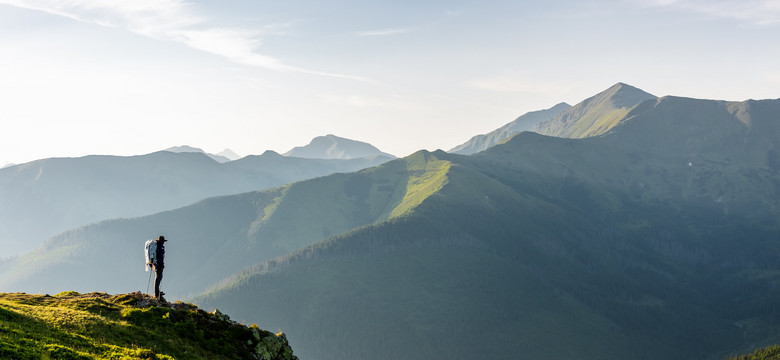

{"left": 1, "top": 0, "right": 778, "bottom": 166}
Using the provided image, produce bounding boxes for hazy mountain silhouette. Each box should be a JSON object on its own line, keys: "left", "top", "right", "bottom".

{"left": 0, "top": 150, "right": 392, "bottom": 256}
{"left": 283, "top": 134, "right": 396, "bottom": 159}
{"left": 215, "top": 148, "right": 241, "bottom": 161}
{"left": 449, "top": 102, "right": 571, "bottom": 155}
{"left": 3, "top": 87, "right": 780, "bottom": 359}
{"left": 163, "top": 145, "right": 238, "bottom": 163}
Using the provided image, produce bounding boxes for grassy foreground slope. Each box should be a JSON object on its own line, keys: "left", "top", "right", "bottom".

{"left": 729, "top": 345, "right": 780, "bottom": 360}
{"left": 0, "top": 291, "right": 296, "bottom": 360}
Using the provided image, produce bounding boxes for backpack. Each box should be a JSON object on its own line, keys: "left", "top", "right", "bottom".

{"left": 144, "top": 239, "right": 157, "bottom": 272}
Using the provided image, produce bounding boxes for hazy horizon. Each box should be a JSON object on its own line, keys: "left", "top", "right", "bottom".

{"left": 1, "top": 0, "right": 779, "bottom": 166}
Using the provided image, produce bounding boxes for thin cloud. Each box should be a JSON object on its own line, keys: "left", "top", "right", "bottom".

{"left": 646, "top": 0, "right": 780, "bottom": 25}
{"left": 354, "top": 27, "right": 414, "bottom": 37}
{"left": 320, "top": 93, "right": 415, "bottom": 110}
{"left": 466, "top": 74, "right": 574, "bottom": 95}
{"left": 0, "top": 0, "right": 369, "bottom": 80}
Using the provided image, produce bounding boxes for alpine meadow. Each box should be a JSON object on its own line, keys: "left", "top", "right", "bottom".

{"left": 1, "top": 81, "right": 779, "bottom": 359}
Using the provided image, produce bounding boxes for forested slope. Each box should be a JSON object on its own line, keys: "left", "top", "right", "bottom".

{"left": 196, "top": 97, "right": 780, "bottom": 359}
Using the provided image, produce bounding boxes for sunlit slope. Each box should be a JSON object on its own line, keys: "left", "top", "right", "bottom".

{"left": 0, "top": 151, "right": 455, "bottom": 298}
{"left": 0, "top": 150, "right": 392, "bottom": 256}
{"left": 240, "top": 150, "right": 452, "bottom": 253}
{"left": 450, "top": 102, "right": 571, "bottom": 155}
{"left": 531, "top": 82, "right": 656, "bottom": 138}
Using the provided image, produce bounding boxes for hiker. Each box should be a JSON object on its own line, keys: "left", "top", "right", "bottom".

{"left": 151, "top": 235, "right": 167, "bottom": 300}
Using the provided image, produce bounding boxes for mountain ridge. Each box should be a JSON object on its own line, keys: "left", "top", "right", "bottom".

{"left": 0, "top": 151, "right": 438, "bottom": 297}
{"left": 0, "top": 150, "right": 392, "bottom": 256}
{"left": 449, "top": 102, "right": 571, "bottom": 155}
{"left": 164, "top": 145, "right": 238, "bottom": 163}
{"left": 531, "top": 82, "right": 657, "bottom": 138}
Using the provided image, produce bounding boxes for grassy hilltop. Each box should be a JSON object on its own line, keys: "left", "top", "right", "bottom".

{"left": 0, "top": 292, "right": 296, "bottom": 360}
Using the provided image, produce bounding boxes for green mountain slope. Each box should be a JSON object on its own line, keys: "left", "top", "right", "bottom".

{"left": 531, "top": 82, "right": 657, "bottom": 138}
{"left": 194, "top": 96, "right": 780, "bottom": 359}
{"left": 0, "top": 151, "right": 451, "bottom": 298}
{"left": 0, "top": 291, "right": 296, "bottom": 360}
{"left": 195, "top": 156, "right": 640, "bottom": 359}
{"left": 449, "top": 102, "right": 571, "bottom": 155}
{"left": 0, "top": 150, "right": 392, "bottom": 256}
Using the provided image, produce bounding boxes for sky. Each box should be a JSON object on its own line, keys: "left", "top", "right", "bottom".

{"left": 1, "top": 0, "right": 779, "bottom": 166}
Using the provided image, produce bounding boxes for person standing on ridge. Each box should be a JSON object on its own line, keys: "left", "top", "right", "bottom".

{"left": 152, "top": 235, "right": 167, "bottom": 300}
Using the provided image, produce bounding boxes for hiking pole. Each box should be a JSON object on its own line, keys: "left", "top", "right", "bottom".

{"left": 146, "top": 267, "right": 153, "bottom": 295}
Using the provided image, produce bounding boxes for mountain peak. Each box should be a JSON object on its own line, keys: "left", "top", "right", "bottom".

{"left": 531, "top": 83, "right": 657, "bottom": 138}
{"left": 283, "top": 135, "right": 396, "bottom": 160}
{"left": 603, "top": 82, "right": 657, "bottom": 108}
{"left": 261, "top": 150, "right": 283, "bottom": 157}
{"left": 165, "top": 145, "right": 205, "bottom": 153}
{"left": 162, "top": 145, "right": 233, "bottom": 163}
{"left": 449, "top": 102, "right": 572, "bottom": 155}
{"left": 215, "top": 148, "right": 241, "bottom": 161}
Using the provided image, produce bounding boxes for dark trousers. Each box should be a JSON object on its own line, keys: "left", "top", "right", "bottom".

{"left": 154, "top": 266, "right": 164, "bottom": 299}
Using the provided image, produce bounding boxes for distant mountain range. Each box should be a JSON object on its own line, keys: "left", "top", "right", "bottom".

{"left": 283, "top": 134, "right": 396, "bottom": 159}
{"left": 2, "top": 84, "right": 780, "bottom": 359}
{"left": 449, "top": 102, "right": 571, "bottom": 154}
{"left": 0, "top": 141, "right": 393, "bottom": 256}
{"left": 0, "top": 149, "right": 436, "bottom": 297}
{"left": 164, "top": 145, "right": 241, "bottom": 163}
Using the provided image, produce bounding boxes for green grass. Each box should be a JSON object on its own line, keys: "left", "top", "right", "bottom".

{"left": 571, "top": 105, "right": 631, "bottom": 138}
{"left": 388, "top": 152, "right": 451, "bottom": 218}
{"left": 0, "top": 292, "right": 296, "bottom": 360}
{"left": 728, "top": 345, "right": 780, "bottom": 360}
